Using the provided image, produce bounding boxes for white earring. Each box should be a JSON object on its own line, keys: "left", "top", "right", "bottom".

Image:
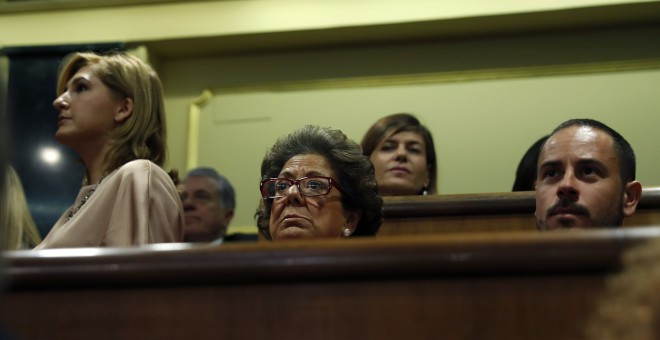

{"left": 343, "top": 227, "right": 351, "bottom": 237}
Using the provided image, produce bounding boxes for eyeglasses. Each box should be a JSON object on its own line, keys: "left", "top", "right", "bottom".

{"left": 260, "top": 176, "right": 343, "bottom": 199}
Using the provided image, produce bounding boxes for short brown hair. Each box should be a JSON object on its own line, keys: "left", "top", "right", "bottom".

{"left": 361, "top": 113, "right": 437, "bottom": 194}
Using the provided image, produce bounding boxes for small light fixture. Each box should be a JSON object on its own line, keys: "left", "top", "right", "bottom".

{"left": 40, "top": 147, "right": 61, "bottom": 165}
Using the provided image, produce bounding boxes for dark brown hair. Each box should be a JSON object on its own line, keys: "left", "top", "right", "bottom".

{"left": 256, "top": 125, "right": 382, "bottom": 240}
{"left": 361, "top": 113, "right": 437, "bottom": 194}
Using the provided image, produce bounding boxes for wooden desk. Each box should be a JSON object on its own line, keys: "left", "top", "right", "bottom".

{"left": 3, "top": 227, "right": 660, "bottom": 340}
{"left": 380, "top": 187, "right": 660, "bottom": 235}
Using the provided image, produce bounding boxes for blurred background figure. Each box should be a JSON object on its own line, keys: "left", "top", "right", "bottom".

{"left": 0, "top": 44, "right": 18, "bottom": 340}
{"left": 585, "top": 238, "right": 660, "bottom": 340}
{"left": 512, "top": 135, "right": 549, "bottom": 191}
{"left": 181, "top": 167, "right": 243, "bottom": 244}
{"left": 1, "top": 165, "right": 42, "bottom": 250}
{"left": 361, "top": 113, "right": 437, "bottom": 196}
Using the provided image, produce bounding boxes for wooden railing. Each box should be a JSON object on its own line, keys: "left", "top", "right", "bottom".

{"left": 380, "top": 187, "right": 660, "bottom": 235}
{"left": 3, "top": 227, "right": 660, "bottom": 339}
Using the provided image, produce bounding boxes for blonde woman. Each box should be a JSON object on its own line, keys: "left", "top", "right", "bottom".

{"left": 35, "top": 51, "right": 184, "bottom": 249}
{"left": 1, "top": 165, "right": 41, "bottom": 250}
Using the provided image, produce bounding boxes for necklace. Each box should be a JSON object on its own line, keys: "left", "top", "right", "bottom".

{"left": 65, "top": 177, "right": 105, "bottom": 222}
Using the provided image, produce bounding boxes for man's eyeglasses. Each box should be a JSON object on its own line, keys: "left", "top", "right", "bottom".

{"left": 260, "top": 176, "right": 343, "bottom": 199}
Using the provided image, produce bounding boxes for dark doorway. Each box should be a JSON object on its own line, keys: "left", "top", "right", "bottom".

{"left": 4, "top": 43, "right": 123, "bottom": 237}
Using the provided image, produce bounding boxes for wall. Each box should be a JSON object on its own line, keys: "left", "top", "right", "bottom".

{"left": 1, "top": 0, "right": 654, "bottom": 47}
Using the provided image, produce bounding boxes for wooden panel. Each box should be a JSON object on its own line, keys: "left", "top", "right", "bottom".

{"left": 380, "top": 214, "right": 536, "bottom": 235}
{"left": 1, "top": 275, "right": 604, "bottom": 340}
{"left": 3, "top": 228, "right": 660, "bottom": 339}
{"left": 380, "top": 187, "right": 660, "bottom": 235}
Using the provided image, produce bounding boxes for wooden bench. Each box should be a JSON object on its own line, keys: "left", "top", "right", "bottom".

{"left": 3, "top": 227, "right": 660, "bottom": 339}
{"left": 380, "top": 187, "right": 660, "bottom": 235}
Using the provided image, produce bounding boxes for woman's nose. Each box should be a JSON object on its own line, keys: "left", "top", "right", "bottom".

{"left": 284, "top": 184, "right": 305, "bottom": 206}
{"left": 53, "top": 93, "right": 68, "bottom": 110}
{"left": 394, "top": 145, "right": 407, "bottom": 161}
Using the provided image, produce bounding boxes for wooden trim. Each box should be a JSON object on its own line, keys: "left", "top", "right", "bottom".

{"left": 5, "top": 228, "right": 660, "bottom": 339}
{"left": 5, "top": 227, "right": 660, "bottom": 291}
{"left": 0, "top": 0, "right": 215, "bottom": 14}
{"left": 383, "top": 191, "right": 535, "bottom": 217}
{"left": 383, "top": 187, "right": 660, "bottom": 218}
{"left": 206, "top": 58, "right": 660, "bottom": 95}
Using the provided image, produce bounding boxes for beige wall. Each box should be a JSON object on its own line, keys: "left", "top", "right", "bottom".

{"left": 2, "top": 0, "right": 660, "bottom": 233}
{"left": 1, "top": 0, "right": 653, "bottom": 47}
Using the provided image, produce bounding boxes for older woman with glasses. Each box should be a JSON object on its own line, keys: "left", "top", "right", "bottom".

{"left": 256, "top": 125, "right": 382, "bottom": 240}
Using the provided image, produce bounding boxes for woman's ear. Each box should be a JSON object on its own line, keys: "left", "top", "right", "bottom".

{"left": 344, "top": 209, "right": 362, "bottom": 236}
{"left": 114, "top": 97, "right": 134, "bottom": 123}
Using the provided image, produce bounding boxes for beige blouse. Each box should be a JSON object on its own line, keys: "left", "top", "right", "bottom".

{"left": 35, "top": 160, "right": 184, "bottom": 249}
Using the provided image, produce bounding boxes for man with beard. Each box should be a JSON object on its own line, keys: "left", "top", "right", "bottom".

{"left": 535, "top": 118, "right": 642, "bottom": 230}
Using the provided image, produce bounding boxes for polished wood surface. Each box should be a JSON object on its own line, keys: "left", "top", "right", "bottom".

{"left": 3, "top": 227, "right": 660, "bottom": 339}
{"left": 380, "top": 187, "right": 660, "bottom": 235}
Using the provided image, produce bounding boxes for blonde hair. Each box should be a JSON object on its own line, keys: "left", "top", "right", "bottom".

{"left": 56, "top": 51, "right": 171, "bottom": 178}
{"left": 585, "top": 238, "right": 660, "bottom": 340}
{"left": 0, "top": 166, "right": 42, "bottom": 250}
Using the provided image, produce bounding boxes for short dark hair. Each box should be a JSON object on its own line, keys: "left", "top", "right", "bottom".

{"left": 186, "top": 167, "right": 235, "bottom": 210}
{"left": 361, "top": 113, "right": 437, "bottom": 194}
{"left": 256, "top": 125, "right": 382, "bottom": 239}
{"left": 547, "top": 118, "right": 636, "bottom": 182}
{"left": 513, "top": 135, "right": 549, "bottom": 191}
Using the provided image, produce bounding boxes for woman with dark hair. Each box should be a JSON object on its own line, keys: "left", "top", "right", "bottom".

{"left": 361, "top": 113, "right": 437, "bottom": 196}
{"left": 512, "top": 135, "right": 549, "bottom": 191}
{"left": 256, "top": 125, "right": 382, "bottom": 240}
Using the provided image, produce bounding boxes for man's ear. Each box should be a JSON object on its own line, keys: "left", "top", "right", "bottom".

{"left": 623, "top": 181, "right": 642, "bottom": 217}
{"left": 114, "top": 97, "right": 133, "bottom": 123}
{"left": 222, "top": 208, "right": 235, "bottom": 224}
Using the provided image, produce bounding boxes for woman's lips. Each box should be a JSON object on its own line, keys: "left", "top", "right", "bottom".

{"left": 57, "top": 116, "right": 70, "bottom": 126}
{"left": 280, "top": 214, "right": 310, "bottom": 227}
{"left": 388, "top": 166, "right": 410, "bottom": 174}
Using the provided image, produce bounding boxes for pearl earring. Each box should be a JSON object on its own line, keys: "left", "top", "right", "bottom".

{"left": 343, "top": 227, "right": 351, "bottom": 237}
